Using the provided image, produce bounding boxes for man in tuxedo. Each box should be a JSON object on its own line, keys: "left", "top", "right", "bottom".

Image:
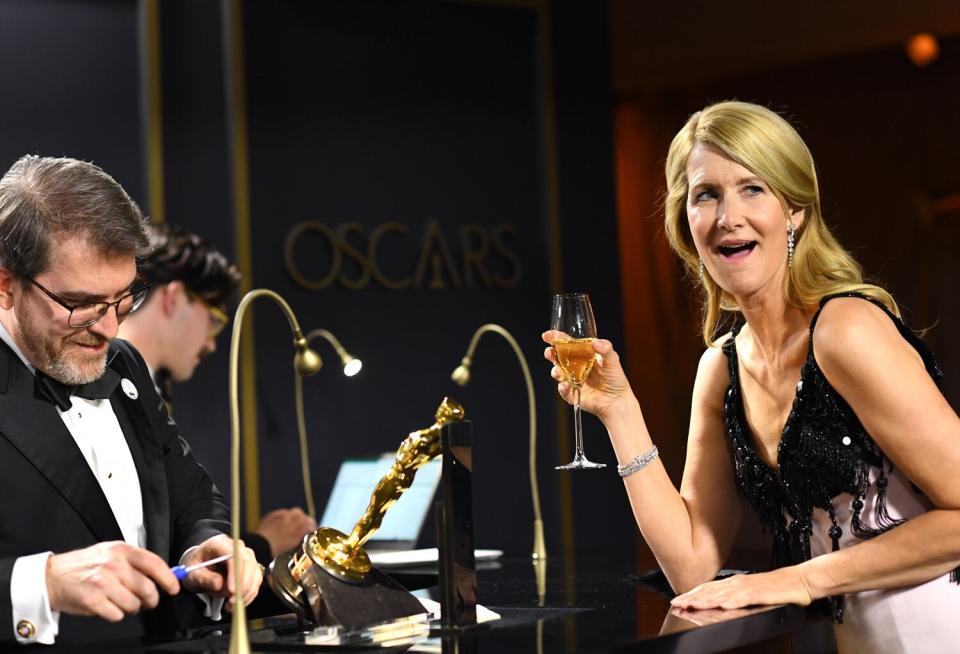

{"left": 0, "top": 155, "right": 262, "bottom": 645}
{"left": 117, "top": 224, "right": 316, "bottom": 564}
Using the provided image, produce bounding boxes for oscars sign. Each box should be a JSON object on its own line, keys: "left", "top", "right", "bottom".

{"left": 284, "top": 220, "right": 523, "bottom": 291}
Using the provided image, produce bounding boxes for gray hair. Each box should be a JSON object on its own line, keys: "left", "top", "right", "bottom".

{"left": 0, "top": 155, "right": 150, "bottom": 279}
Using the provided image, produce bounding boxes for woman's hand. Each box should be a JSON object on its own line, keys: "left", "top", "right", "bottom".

{"left": 670, "top": 567, "right": 814, "bottom": 611}
{"left": 542, "top": 331, "right": 635, "bottom": 422}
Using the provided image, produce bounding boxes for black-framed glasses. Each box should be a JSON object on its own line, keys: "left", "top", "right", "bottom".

{"left": 26, "top": 276, "right": 152, "bottom": 328}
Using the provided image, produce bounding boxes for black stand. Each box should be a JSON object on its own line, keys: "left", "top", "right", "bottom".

{"left": 436, "top": 419, "right": 477, "bottom": 629}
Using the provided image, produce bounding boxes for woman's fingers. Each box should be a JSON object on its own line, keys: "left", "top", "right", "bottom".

{"left": 541, "top": 329, "right": 568, "bottom": 344}
{"left": 544, "top": 333, "right": 626, "bottom": 412}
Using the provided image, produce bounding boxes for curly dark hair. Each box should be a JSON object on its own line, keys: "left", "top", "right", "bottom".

{"left": 0, "top": 155, "right": 150, "bottom": 279}
{"left": 139, "top": 224, "right": 241, "bottom": 311}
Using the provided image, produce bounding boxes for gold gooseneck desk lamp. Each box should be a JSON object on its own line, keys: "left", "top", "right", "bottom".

{"left": 228, "top": 289, "right": 322, "bottom": 654}
{"left": 293, "top": 328, "right": 363, "bottom": 519}
{"left": 451, "top": 324, "right": 546, "bottom": 565}
{"left": 452, "top": 324, "right": 546, "bottom": 654}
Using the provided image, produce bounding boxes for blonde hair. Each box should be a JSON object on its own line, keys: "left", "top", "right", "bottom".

{"left": 662, "top": 101, "right": 897, "bottom": 346}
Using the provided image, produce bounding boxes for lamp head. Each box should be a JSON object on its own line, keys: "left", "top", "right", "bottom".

{"left": 294, "top": 337, "right": 323, "bottom": 376}
{"left": 304, "top": 328, "right": 362, "bottom": 377}
{"left": 451, "top": 357, "right": 472, "bottom": 386}
{"left": 341, "top": 354, "right": 363, "bottom": 377}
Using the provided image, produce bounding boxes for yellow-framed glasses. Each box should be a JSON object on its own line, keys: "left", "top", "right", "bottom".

{"left": 185, "top": 289, "right": 230, "bottom": 338}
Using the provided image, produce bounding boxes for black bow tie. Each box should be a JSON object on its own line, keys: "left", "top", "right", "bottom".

{"left": 34, "top": 367, "right": 122, "bottom": 412}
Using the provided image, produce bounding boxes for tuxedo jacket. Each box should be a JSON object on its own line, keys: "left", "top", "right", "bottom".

{"left": 0, "top": 339, "right": 230, "bottom": 645}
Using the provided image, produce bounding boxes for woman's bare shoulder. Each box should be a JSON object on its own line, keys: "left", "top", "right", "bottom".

{"left": 812, "top": 297, "right": 902, "bottom": 366}
{"left": 694, "top": 335, "right": 733, "bottom": 404}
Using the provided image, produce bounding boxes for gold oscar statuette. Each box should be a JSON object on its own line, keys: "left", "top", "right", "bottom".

{"left": 268, "top": 397, "right": 465, "bottom": 619}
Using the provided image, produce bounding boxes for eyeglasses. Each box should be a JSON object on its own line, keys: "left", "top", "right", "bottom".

{"left": 185, "top": 289, "right": 230, "bottom": 338}
{"left": 26, "top": 276, "right": 152, "bottom": 328}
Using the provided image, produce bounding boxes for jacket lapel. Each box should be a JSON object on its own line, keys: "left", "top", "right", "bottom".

{"left": 107, "top": 346, "right": 171, "bottom": 559}
{"left": 0, "top": 343, "right": 124, "bottom": 544}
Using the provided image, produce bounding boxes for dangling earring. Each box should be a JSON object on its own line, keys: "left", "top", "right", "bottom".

{"left": 787, "top": 222, "right": 796, "bottom": 268}
{"left": 698, "top": 259, "right": 705, "bottom": 280}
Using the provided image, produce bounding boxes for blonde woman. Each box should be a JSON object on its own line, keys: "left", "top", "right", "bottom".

{"left": 544, "top": 101, "right": 960, "bottom": 652}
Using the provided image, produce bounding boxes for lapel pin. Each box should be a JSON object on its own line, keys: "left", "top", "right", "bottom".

{"left": 121, "top": 378, "right": 138, "bottom": 400}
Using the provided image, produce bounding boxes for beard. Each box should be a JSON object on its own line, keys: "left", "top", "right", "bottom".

{"left": 17, "top": 302, "right": 108, "bottom": 386}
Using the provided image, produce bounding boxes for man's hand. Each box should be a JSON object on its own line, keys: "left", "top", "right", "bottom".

{"left": 179, "top": 534, "right": 261, "bottom": 611}
{"left": 255, "top": 508, "right": 317, "bottom": 556}
{"left": 46, "top": 541, "right": 180, "bottom": 622}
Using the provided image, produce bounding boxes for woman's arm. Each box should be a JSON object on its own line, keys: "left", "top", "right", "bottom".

{"left": 671, "top": 298, "right": 960, "bottom": 609}
{"left": 799, "top": 297, "right": 960, "bottom": 596}
{"left": 544, "top": 335, "right": 743, "bottom": 593}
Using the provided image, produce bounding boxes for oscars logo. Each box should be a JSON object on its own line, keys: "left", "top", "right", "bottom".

{"left": 284, "top": 220, "right": 522, "bottom": 291}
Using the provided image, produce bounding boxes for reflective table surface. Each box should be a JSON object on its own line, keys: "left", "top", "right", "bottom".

{"left": 147, "top": 555, "right": 816, "bottom": 653}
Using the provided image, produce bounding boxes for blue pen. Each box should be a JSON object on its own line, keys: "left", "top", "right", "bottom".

{"left": 170, "top": 553, "right": 233, "bottom": 580}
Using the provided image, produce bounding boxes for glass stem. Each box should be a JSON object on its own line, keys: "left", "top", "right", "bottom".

{"left": 573, "top": 385, "right": 585, "bottom": 460}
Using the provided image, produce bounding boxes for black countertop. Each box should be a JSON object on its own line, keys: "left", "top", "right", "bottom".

{"left": 143, "top": 556, "right": 817, "bottom": 653}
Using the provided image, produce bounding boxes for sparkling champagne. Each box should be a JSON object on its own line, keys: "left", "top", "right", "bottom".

{"left": 553, "top": 338, "right": 596, "bottom": 388}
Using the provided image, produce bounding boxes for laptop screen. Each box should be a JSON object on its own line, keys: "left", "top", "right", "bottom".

{"left": 320, "top": 455, "right": 442, "bottom": 549}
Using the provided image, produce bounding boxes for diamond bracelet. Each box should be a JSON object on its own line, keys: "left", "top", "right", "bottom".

{"left": 617, "top": 446, "right": 659, "bottom": 478}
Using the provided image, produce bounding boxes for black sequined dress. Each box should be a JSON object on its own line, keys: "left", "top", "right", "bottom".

{"left": 722, "top": 292, "right": 960, "bottom": 652}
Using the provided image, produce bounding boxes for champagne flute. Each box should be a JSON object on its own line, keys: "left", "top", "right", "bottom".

{"left": 551, "top": 293, "right": 606, "bottom": 470}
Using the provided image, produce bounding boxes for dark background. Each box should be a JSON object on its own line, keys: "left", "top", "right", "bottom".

{"left": 1, "top": 0, "right": 959, "bottom": 612}
{"left": 0, "top": 0, "right": 626, "bottom": 571}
